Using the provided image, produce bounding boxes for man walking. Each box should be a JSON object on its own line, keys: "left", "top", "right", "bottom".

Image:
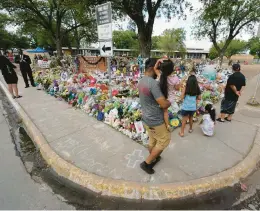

{"left": 138, "top": 58, "right": 171, "bottom": 174}
{"left": 19, "top": 50, "right": 35, "bottom": 88}
{"left": 217, "top": 64, "right": 246, "bottom": 122}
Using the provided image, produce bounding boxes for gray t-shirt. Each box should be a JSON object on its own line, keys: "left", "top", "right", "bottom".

{"left": 138, "top": 76, "right": 164, "bottom": 127}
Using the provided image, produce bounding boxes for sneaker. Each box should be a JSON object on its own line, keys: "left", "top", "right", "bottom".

{"left": 25, "top": 85, "right": 29, "bottom": 88}
{"left": 140, "top": 161, "right": 155, "bottom": 174}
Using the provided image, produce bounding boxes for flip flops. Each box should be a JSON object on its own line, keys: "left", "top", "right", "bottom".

{"left": 217, "top": 118, "right": 225, "bottom": 123}
{"left": 224, "top": 117, "right": 231, "bottom": 122}
{"left": 14, "top": 95, "right": 22, "bottom": 99}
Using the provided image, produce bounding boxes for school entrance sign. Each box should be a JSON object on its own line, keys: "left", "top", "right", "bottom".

{"left": 96, "top": 2, "right": 113, "bottom": 99}
{"left": 96, "top": 2, "right": 113, "bottom": 42}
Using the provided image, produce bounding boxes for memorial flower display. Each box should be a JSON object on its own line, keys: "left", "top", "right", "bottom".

{"left": 33, "top": 56, "right": 232, "bottom": 146}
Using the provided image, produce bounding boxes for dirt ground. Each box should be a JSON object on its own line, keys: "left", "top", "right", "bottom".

{"left": 223, "top": 64, "right": 260, "bottom": 79}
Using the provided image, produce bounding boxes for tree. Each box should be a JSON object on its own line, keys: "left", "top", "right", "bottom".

{"left": 248, "top": 37, "right": 260, "bottom": 59}
{"left": 0, "top": 13, "right": 30, "bottom": 51}
{"left": 152, "top": 36, "right": 161, "bottom": 49}
{"left": 0, "top": 13, "right": 13, "bottom": 51}
{"left": 209, "top": 46, "right": 218, "bottom": 60}
{"left": 209, "top": 39, "right": 247, "bottom": 60}
{"left": 0, "top": 0, "right": 97, "bottom": 56}
{"left": 18, "top": 22, "right": 55, "bottom": 49}
{"left": 113, "top": 30, "right": 138, "bottom": 49}
{"left": 158, "top": 28, "right": 186, "bottom": 57}
{"left": 225, "top": 39, "right": 247, "bottom": 59}
{"left": 11, "top": 34, "right": 30, "bottom": 49}
{"left": 193, "top": 0, "right": 260, "bottom": 66}
{"left": 127, "top": 19, "right": 137, "bottom": 32}
{"left": 66, "top": 7, "right": 98, "bottom": 54}
{"left": 100, "top": 0, "right": 191, "bottom": 57}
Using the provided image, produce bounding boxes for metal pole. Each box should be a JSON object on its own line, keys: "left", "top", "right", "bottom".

{"left": 107, "top": 57, "right": 112, "bottom": 101}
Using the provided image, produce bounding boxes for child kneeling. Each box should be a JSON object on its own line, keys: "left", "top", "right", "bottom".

{"left": 201, "top": 104, "right": 216, "bottom": 137}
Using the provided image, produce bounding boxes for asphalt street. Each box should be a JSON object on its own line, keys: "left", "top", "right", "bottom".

{"left": 0, "top": 91, "right": 74, "bottom": 209}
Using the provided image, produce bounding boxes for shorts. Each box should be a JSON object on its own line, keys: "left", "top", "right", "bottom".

{"left": 181, "top": 110, "right": 196, "bottom": 117}
{"left": 221, "top": 98, "right": 237, "bottom": 115}
{"left": 146, "top": 124, "right": 171, "bottom": 151}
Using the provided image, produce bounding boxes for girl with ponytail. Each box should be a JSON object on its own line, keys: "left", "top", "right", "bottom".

{"left": 201, "top": 104, "right": 216, "bottom": 137}
{"left": 154, "top": 58, "right": 175, "bottom": 131}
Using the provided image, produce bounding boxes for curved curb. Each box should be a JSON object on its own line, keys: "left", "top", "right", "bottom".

{"left": 1, "top": 79, "right": 260, "bottom": 201}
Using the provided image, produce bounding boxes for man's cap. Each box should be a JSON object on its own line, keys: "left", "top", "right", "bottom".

{"left": 232, "top": 63, "right": 240, "bottom": 70}
{"left": 145, "top": 58, "right": 157, "bottom": 69}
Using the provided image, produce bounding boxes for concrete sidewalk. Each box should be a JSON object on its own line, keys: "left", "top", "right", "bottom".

{"left": 1, "top": 72, "right": 260, "bottom": 202}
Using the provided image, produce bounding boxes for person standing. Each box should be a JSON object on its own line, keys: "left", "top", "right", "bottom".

{"left": 0, "top": 55, "right": 22, "bottom": 98}
{"left": 19, "top": 50, "right": 35, "bottom": 88}
{"left": 217, "top": 64, "right": 246, "bottom": 122}
{"left": 179, "top": 75, "right": 201, "bottom": 137}
{"left": 138, "top": 58, "right": 171, "bottom": 174}
{"left": 137, "top": 55, "right": 143, "bottom": 74}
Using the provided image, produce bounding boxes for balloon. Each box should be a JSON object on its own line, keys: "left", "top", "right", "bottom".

{"left": 112, "top": 90, "right": 119, "bottom": 96}
{"left": 90, "top": 78, "right": 97, "bottom": 85}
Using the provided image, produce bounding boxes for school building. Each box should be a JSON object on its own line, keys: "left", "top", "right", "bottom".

{"left": 60, "top": 47, "right": 209, "bottom": 59}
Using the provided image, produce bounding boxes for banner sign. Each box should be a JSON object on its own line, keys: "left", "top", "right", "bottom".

{"left": 79, "top": 56, "right": 107, "bottom": 73}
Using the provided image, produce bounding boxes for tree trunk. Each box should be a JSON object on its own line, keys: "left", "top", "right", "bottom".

{"left": 76, "top": 42, "right": 80, "bottom": 55}
{"left": 228, "top": 57, "right": 232, "bottom": 66}
{"left": 138, "top": 27, "right": 152, "bottom": 58}
{"left": 56, "top": 38, "right": 62, "bottom": 57}
{"left": 56, "top": 13, "right": 62, "bottom": 57}
{"left": 219, "top": 51, "right": 224, "bottom": 68}
{"left": 75, "top": 37, "right": 80, "bottom": 55}
{"left": 74, "top": 29, "right": 80, "bottom": 55}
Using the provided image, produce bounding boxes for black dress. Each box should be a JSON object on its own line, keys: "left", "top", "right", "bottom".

{"left": 0, "top": 55, "right": 18, "bottom": 84}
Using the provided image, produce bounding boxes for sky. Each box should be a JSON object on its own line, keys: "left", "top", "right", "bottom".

{"left": 153, "top": 0, "right": 211, "bottom": 49}
{"left": 113, "top": 0, "right": 257, "bottom": 51}
{"left": 5, "top": 0, "right": 258, "bottom": 50}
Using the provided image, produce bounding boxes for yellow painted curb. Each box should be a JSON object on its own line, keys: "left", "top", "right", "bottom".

{"left": 1, "top": 79, "right": 260, "bottom": 201}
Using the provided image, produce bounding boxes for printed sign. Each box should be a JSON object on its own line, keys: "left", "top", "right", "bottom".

{"left": 134, "top": 121, "right": 145, "bottom": 134}
{"left": 96, "top": 2, "right": 112, "bottom": 41}
{"left": 38, "top": 60, "right": 51, "bottom": 69}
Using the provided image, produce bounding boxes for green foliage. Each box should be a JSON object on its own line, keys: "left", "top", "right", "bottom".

{"left": 209, "top": 46, "right": 219, "bottom": 60}
{"left": 113, "top": 30, "right": 138, "bottom": 50}
{"left": 0, "top": 13, "right": 30, "bottom": 50}
{"left": 194, "top": 0, "right": 260, "bottom": 65}
{"left": 225, "top": 40, "right": 247, "bottom": 58}
{"left": 0, "top": 0, "right": 98, "bottom": 56}
{"left": 157, "top": 28, "right": 186, "bottom": 57}
{"left": 97, "top": 0, "right": 191, "bottom": 57}
{"left": 152, "top": 36, "right": 161, "bottom": 49}
{"left": 248, "top": 37, "right": 260, "bottom": 58}
{"left": 209, "top": 39, "right": 247, "bottom": 60}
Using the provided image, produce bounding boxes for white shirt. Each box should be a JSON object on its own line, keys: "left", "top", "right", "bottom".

{"left": 201, "top": 114, "right": 215, "bottom": 136}
{"left": 20, "top": 55, "right": 25, "bottom": 62}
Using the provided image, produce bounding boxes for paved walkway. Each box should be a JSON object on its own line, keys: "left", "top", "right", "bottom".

{"left": 0, "top": 72, "right": 259, "bottom": 185}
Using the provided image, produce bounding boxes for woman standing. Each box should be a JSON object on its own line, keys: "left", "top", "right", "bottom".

{"left": 0, "top": 55, "right": 22, "bottom": 98}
